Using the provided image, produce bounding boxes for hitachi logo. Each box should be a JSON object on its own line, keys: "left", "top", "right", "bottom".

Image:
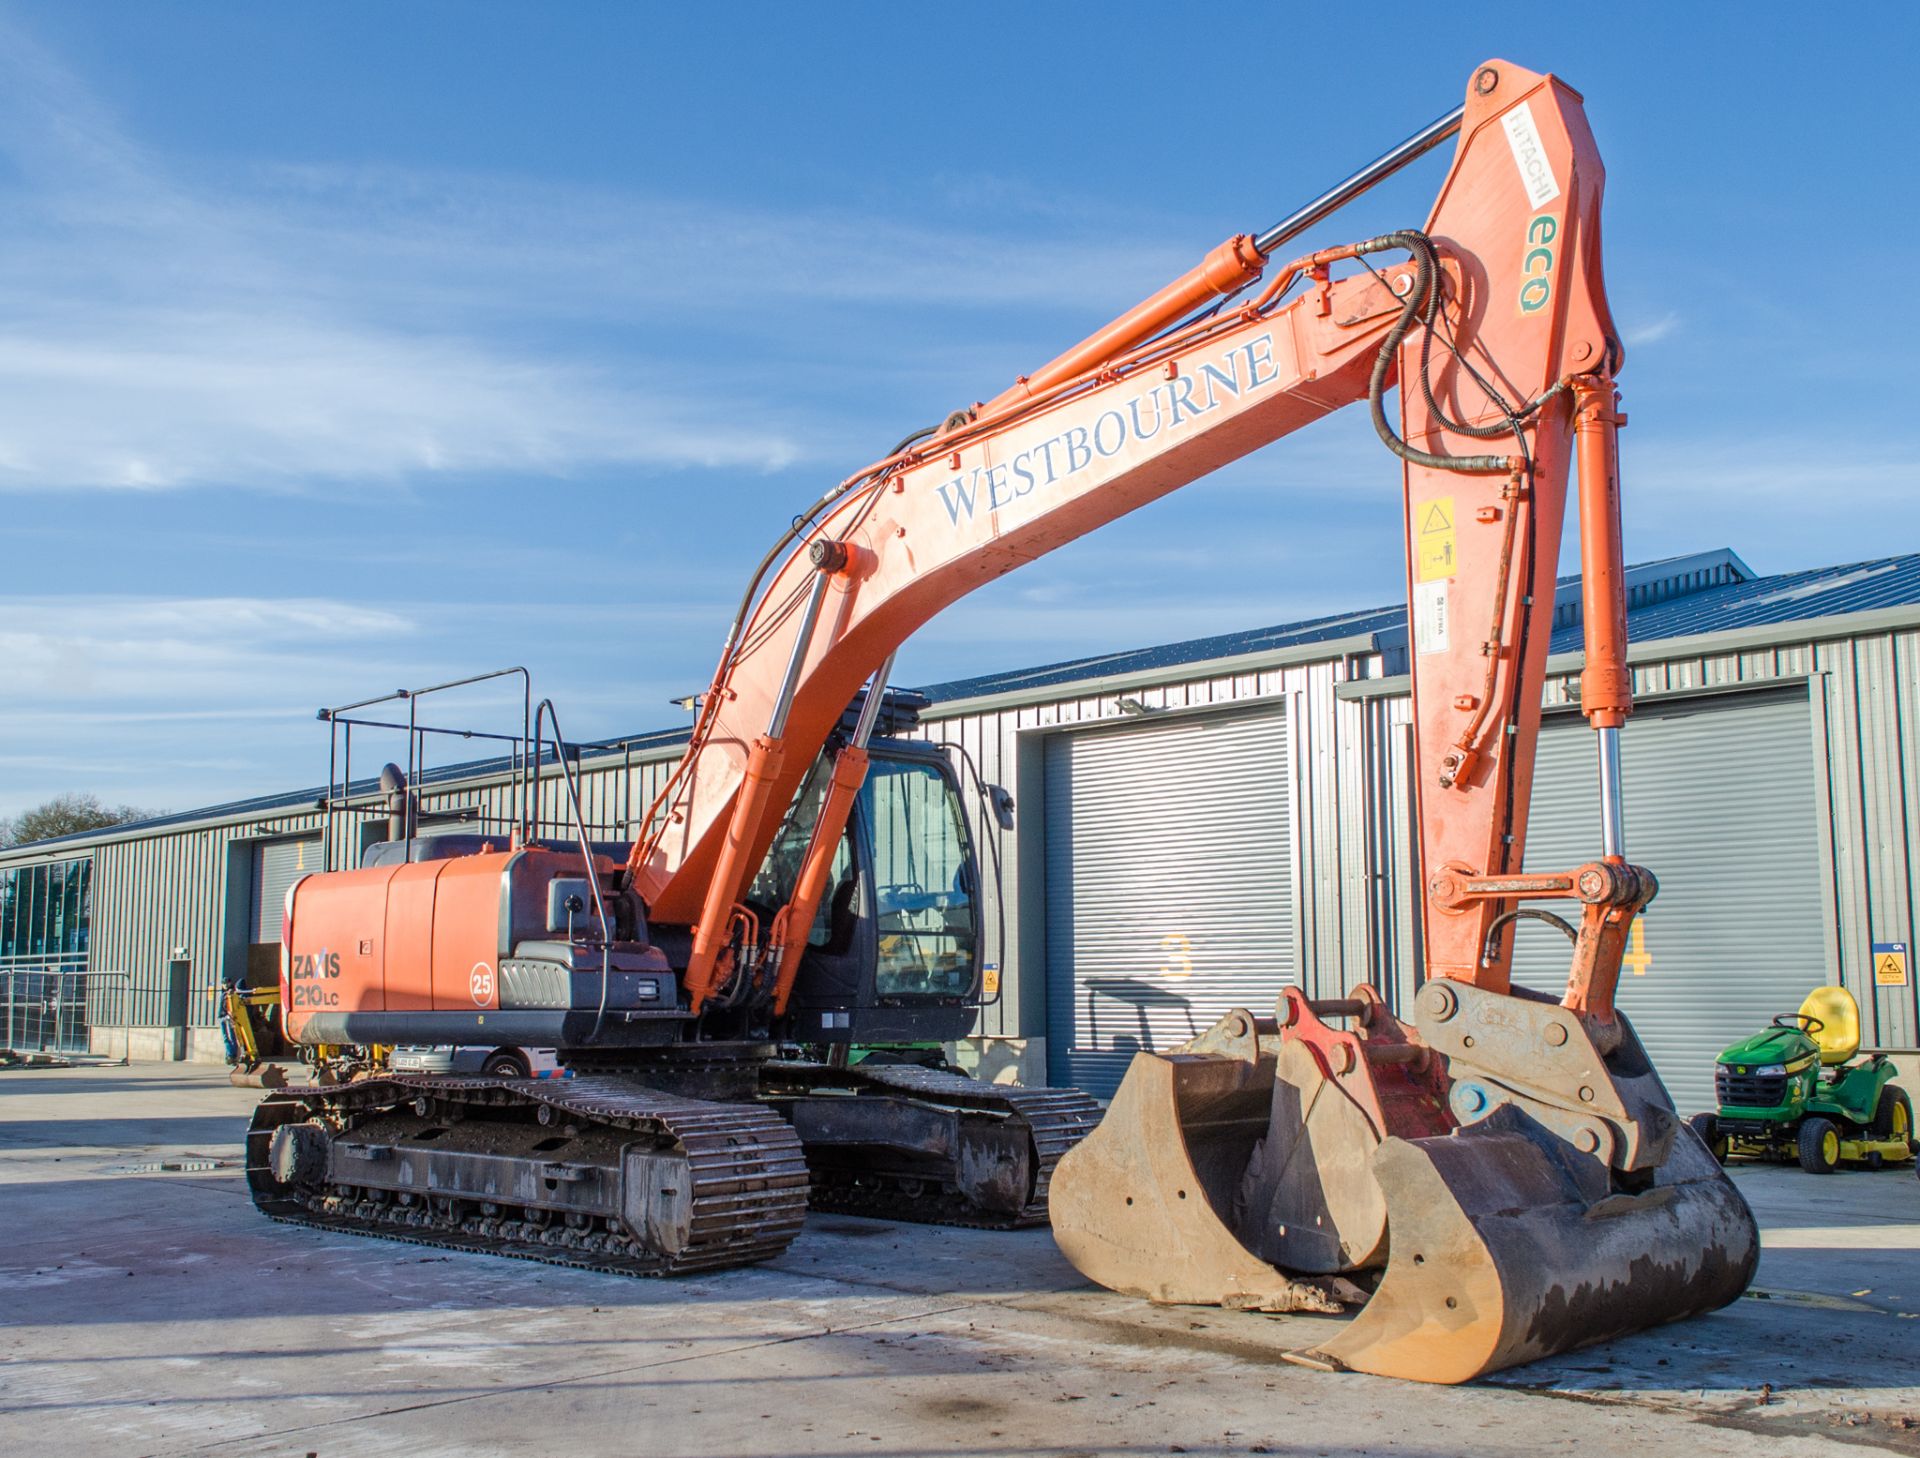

{"left": 932, "top": 333, "right": 1283, "bottom": 526}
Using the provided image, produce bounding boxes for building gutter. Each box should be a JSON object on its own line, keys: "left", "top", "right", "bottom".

{"left": 919, "top": 631, "right": 1384, "bottom": 722}
{"left": 1333, "top": 600, "right": 1920, "bottom": 704}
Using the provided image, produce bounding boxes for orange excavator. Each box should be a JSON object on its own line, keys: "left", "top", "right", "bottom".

{"left": 248, "top": 59, "right": 1758, "bottom": 1381}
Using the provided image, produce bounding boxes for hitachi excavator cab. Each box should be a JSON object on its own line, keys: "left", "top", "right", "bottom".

{"left": 751, "top": 735, "right": 985, "bottom": 1047}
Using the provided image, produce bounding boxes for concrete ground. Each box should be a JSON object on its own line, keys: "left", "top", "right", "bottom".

{"left": 4, "top": 1065, "right": 1919, "bottom": 1458}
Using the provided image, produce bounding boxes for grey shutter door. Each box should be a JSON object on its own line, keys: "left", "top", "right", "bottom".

{"left": 251, "top": 837, "right": 320, "bottom": 943}
{"left": 1510, "top": 688, "right": 1825, "bottom": 1115}
{"left": 1044, "top": 704, "right": 1293, "bottom": 1097}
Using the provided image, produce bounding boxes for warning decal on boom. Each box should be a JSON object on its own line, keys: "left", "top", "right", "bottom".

{"left": 1416, "top": 497, "right": 1456, "bottom": 582}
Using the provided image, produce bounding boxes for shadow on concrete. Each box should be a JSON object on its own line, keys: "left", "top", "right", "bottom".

{"left": 0, "top": 1072, "right": 239, "bottom": 1097}
{"left": 0, "top": 1173, "right": 1086, "bottom": 1323}
{"left": 0, "top": 1117, "right": 249, "bottom": 1150}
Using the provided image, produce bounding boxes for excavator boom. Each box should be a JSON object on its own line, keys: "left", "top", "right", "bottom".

{"left": 634, "top": 61, "right": 1636, "bottom": 1033}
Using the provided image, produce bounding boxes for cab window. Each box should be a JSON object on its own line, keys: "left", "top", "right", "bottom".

{"left": 860, "top": 758, "right": 975, "bottom": 997}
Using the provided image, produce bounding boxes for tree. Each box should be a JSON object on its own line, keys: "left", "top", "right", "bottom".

{"left": 0, "top": 793, "right": 153, "bottom": 849}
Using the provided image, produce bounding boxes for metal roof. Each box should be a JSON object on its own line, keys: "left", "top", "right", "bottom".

{"left": 911, "top": 604, "right": 1409, "bottom": 704}
{"left": 8, "top": 547, "right": 1920, "bottom": 858}
{"left": 1548, "top": 553, "right": 1920, "bottom": 654}
{"left": 1, "top": 725, "right": 694, "bottom": 856}
{"left": 918, "top": 549, "right": 1917, "bottom": 702}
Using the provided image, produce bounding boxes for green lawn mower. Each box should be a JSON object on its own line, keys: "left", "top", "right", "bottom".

{"left": 1691, "top": 984, "right": 1914, "bottom": 1173}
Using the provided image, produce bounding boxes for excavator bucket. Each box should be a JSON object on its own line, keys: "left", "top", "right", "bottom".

{"left": 1048, "top": 1012, "right": 1346, "bottom": 1313}
{"left": 1293, "top": 1107, "right": 1759, "bottom": 1382}
{"left": 1051, "top": 995, "right": 1762, "bottom": 1383}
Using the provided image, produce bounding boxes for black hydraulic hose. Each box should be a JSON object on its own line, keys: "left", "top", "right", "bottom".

{"left": 641, "top": 424, "right": 939, "bottom": 851}
{"left": 1359, "top": 231, "right": 1513, "bottom": 476}
{"left": 1481, "top": 907, "right": 1579, "bottom": 967}
{"left": 719, "top": 423, "right": 939, "bottom": 671}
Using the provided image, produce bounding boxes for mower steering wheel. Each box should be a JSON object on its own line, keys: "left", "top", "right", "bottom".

{"left": 1772, "top": 1012, "right": 1824, "bottom": 1033}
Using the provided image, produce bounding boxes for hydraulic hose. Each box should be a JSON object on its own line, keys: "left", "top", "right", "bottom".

{"left": 1359, "top": 231, "right": 1513, "bottom": 476}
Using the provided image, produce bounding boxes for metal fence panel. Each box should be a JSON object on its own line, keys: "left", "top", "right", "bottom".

{"left": 1, "top": 960, "right": 129, "bottom": 1059}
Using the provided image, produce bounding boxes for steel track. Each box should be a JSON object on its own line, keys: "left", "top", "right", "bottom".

{"left": 762, "top": 1061, "right": 1102, "bottom": 1228}
{"left": 247, "top": 1074, "right": 809, "bottom": 1277}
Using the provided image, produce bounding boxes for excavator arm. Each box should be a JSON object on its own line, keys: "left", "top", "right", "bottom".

{"left": 635, "top": 60, "right": 1630, "bottom": 1027}
{"left": 618, "top": 58, "right": 1757, "bottom": 1383}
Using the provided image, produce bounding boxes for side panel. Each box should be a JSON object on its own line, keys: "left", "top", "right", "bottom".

{"left": 381, "top": 862, "right": 441, "bottom": 1012}
{"left": 282, "top": 863, "right": 399, "bottom": 1043}
{"left": 283, "top": 852, "right": 514, "bottom": 1042}
{"left": 428, "top": 854, "right": 508, "bottom": 1012}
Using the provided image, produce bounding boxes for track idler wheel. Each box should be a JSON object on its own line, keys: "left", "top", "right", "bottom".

{"left": 1291, "top": 1104, "right": 1760, "bottom": 1382}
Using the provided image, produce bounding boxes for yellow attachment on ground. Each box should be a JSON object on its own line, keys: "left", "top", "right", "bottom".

{"left": 1800, "top": 985, "right": 1862, "bottom": 1065}
{"left": 1838, "top": 1135, "right": 1915, "bottom": 1164}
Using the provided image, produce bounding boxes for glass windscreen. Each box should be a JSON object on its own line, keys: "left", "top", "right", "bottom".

{"left": 860, "top": 757, "right": 975, "bottom": 998}
{"left": 746, "top": 757, "right": 850, "bottom": 950}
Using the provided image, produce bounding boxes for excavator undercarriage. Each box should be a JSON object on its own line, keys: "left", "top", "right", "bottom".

{"left": 763, "top": 1059, "right": 1101, "bottom": 1227}
{"left": 247, "top": 1051, "right": 1102, "bottom": 1273}
{"left": 248, "top": 1074, "right": 810, "bottom": 1276}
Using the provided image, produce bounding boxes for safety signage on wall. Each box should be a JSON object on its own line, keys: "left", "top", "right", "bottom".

{"left": 1873, "top": 941, "right": 1909, "bottom": 987}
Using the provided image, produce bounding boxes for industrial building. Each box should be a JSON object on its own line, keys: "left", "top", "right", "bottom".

{"left": 5, "top": 546, "right": 1918, "bottom": 1112}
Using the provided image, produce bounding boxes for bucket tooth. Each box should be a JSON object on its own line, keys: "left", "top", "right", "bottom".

{"left": 1292, "top": 1106, "right": 1761, "bottom": 1383}
{"left": 1050, "top": 1047, "right": 1343, "bottom": 1313}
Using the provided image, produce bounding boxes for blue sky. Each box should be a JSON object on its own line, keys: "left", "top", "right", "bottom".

{"left": 1, "top": 3, "right": 1915, "bottom": 819}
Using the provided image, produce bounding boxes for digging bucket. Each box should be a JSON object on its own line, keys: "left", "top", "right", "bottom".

{"left": 1292, "top": 1104, "right": 1760, "bottom": 1383}
{"left": 1049, "top": 1021, "right": 1345, "bottom": 1314}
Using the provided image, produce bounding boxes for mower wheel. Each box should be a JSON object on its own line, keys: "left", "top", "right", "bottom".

{"left": 1798, "top": 1116, "right": 1842, "bottom": 1174}
{"left": 1872, "top": 1084, "right": 1913, "bottom": 1144}
{"left": 1688, "top": 1112, "right": 1730, "bottom": 1163}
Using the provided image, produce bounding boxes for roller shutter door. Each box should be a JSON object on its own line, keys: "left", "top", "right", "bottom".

{"left": 250, "top": 837, "right": 320, "bottom": 944}
{"left": 1510, "top": 687, "right": 1826, "bottom": 1116}
{"left": 1044, "top": 704, "right": 1293, "bottom": 1097}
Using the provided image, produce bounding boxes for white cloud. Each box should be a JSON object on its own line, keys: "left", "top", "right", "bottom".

{"left": 0, "top": 595, "right": 417, "bottom": 702}
{"left": 0, "top": 19, "right": 1192, "bottom": 496}
{"left": 1624, "top": 311, "right": 1681, "bottom": 346}
{"left": 1625, "top": 437, "right": 1920, "bottom": 507}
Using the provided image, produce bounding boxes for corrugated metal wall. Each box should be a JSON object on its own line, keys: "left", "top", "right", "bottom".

{"left": 91, "top": 807, "right": 326, "bottom": 1027}
{"left": 4, "top": 607, "right": 1917, "bottom": 1062}
{"left": 1513, "top": 689, "right": 1827, "bottom": 1114}
{"left": 1354, "top": 621, "right": 1920, "bottom": 1053}
{"left": 920, "top": 651, "right": 1375, "bottom": 1038}
{"left": 1041, "top": 703, "right": 1294, "bottom": 1096}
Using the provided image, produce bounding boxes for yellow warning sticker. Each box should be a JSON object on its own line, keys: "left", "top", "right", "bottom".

{"left": 1874, "top": 942, "right": 1909, "bottom": 987}
{"left": 1416, "top": 496, "right": 1456, "bottom": 582}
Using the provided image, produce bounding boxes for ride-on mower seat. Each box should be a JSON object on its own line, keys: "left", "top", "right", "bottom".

{"left": 1800, "top": 985, "right": 1862, "bottom": 1065}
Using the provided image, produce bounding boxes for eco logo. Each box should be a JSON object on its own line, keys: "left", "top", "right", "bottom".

{"left": 1520, "top": 214, "right": 1556, "bottom": 316}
